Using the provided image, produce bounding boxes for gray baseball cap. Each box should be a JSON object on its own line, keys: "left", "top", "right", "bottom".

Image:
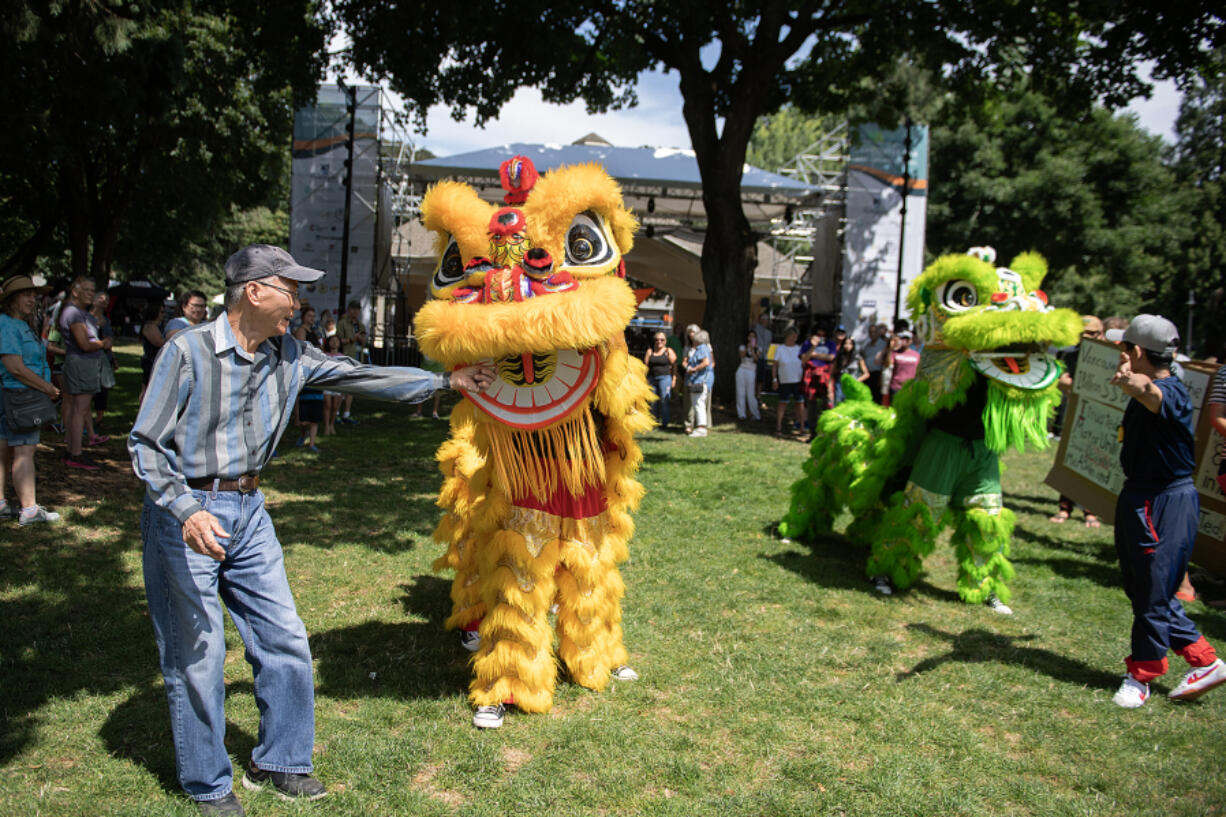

{"left": 1123, "top": 313, "right": 1179, "bottom": 354}
{"left": 224, "top": 244, "right": 325, "bottom": 286}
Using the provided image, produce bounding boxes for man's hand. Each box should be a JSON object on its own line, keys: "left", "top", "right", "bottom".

{"left": 450, "top": 364, "right": 495, "bottom": 393}
{"left": 182, "top": 510, "right": 231, "bottom": 561}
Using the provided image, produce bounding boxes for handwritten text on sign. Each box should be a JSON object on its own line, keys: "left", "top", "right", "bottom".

{"left": 1072, "top": 339, "right": 1130, "bottom": 410}
{"left": 1064, "top": 397, "right": 1126, "bottom": 494}
{"left": 1199, "top": 430, "right": 1225, "bottom": 502}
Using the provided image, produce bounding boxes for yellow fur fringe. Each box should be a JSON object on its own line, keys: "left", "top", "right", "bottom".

{"left": 414, "top": 276, "right": 637, "bottom": 364}
{"left": 485, "top": 408, "right": 607, "bottom": 503}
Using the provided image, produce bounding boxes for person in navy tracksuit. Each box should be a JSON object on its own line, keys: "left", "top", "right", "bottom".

{"left": 1109, "top": 314, "right": 1225, "bottom": 708}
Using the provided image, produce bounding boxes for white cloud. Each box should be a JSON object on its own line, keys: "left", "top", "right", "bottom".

{"left": 409, "top": 70, "right": 693, "bottom": 156}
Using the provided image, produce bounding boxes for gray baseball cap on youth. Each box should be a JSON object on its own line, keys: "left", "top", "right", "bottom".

{"left": 1123, "top": 313, "right": 1179, "bottom": 354}
{"left": 225, "top": 244, "right": 326, "bottom": 285}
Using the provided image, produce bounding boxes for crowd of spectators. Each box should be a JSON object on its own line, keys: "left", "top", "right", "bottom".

{"left": 642, "top": 314, "right": 928, "bottom": 440}
{"left": 0, "top": 273, "right": 395, "bottom": 526}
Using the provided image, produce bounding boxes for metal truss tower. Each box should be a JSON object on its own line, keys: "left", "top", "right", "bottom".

{"left": 767, "top": 121, "right": 850, "bottom": 322}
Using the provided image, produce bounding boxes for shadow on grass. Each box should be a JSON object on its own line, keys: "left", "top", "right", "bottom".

{"left": 898, "top": 622, "right": 1121, "bottom": 691}
{"left": 641, "top": 451, "right": 724, "bottom": 466}
{"left": 311, "top": 575, "right": 471, "bottom": 702}
{"left": 0, "top": 516, "right": 156, "bottom": 764}
{"left": 100, "top": 684, "right": 258, "bottom": 795}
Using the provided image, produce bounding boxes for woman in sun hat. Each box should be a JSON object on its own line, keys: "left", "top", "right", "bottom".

{"left": 0, "top": 275, "right": 62, "bottom": 525}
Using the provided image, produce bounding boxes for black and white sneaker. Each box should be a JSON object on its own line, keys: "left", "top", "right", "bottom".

{"left": 460, "top": 630, "right": 481, "bottom": 652}
{"left": 986, "top": 595, "right": 1013, "bottom": 615}
{"left": 871, "top": 576, "right": 893, "bottom": 596}
{"left": 196, "top": 792, "right": 245, "bottom": 816}
{"left": 242, "top": 764, "right": 328, "bottom": 800}
{"left": 611, "top": 665, "right": 639, "bottom": 681}
{"left": 472, "top": 703, "right": 506, "bottom": 729}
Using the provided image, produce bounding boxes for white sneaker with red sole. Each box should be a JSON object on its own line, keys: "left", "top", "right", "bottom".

{"left": 1169, "top": 658, "right": 1226, "bottom": 702}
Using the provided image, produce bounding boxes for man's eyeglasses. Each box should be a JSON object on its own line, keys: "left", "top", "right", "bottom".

{"left": 255, "top": 280, "right": 300, "bottom": 304}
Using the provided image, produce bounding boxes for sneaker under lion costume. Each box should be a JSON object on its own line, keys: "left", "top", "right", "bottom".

{"left": 414, "top": 156, "right": 653, "bottom": 724}
{"left": 779, "top": 247, "right": 1082, "bottom": 609}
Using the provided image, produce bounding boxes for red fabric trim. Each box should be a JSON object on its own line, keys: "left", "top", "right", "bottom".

{"left": 514, "top": 477, "right": 607, "bottom": 519}
{"left": 1175, "top": 636, "right": 1218, "bottom": 668}
{"left": 1143, "top": 500, "right": 1160, "bottom": 544}
{"left": 489, "top": 207, "right": 526, "bottom": 237}
{"left": 1126, "top": 655, "right": 1168, "bottom": 682}
{"left": 462, "top": 620, "right": 481, "bottom": 632}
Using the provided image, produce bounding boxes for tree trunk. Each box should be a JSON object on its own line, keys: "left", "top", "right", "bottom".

{"left": 699, "top": 189, "right": 757, "bottom": 404}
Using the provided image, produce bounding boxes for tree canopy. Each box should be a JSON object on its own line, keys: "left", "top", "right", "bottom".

{"left": 0, "top": 0, "right": 328, "bottom": 288}
{"left": 925, "top": 84, "right": 1188, "bottom": 322}
{"left": 338, "top": 0, "right": 1223, "bottom": 394}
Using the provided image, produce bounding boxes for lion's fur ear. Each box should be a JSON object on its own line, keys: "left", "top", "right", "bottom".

{"left": 421, "top": 181, "right": 497, "bottom": 262}
{"left": 1008, "top": 252, "right": 1048, "bottom": 292}
{"left": 524, "top": 163, "right": 638, "bottom": 258}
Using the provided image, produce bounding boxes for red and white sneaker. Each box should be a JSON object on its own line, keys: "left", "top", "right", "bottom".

{"left": 1169, "top": 658, "right": 1226, "bottom": 702}
{"left": 1112, "top": 676, "right": 1150, "bottom": 709}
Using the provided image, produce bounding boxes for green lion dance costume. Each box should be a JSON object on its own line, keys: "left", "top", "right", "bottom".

{"left": 414, "top": 156, "right": 653, "bottom": 728}
{"left": 779, "top": 247, "right": 1081, "bottom": 611}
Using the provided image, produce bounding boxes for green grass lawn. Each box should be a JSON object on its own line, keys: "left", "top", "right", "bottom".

{"left": 2, "top": 341, "right": 1225, "bottom": 816}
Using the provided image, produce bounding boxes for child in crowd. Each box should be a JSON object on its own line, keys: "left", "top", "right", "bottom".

{"left": 321, "top": 335, "right": 344, "bottom": 436}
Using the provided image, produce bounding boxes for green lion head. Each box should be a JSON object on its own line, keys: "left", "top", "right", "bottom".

{"left": 909, "top": 247, "right": 1082, "bottom": 392}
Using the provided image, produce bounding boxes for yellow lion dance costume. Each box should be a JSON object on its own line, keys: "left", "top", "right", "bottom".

{"left": 414, "top": 156, "right": 653, "bottom": 727}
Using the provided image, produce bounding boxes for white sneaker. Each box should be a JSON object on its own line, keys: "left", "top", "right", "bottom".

{"left": 472, "top": 703, "right": 506, "bottom": 729}
{"left": 986, "top": 595, "right": 1013, "bottom": 615}
{"left": 1112, "top": 676, "right": 1150, "bottom": 708}
{"left": 1169, "top": 658, "right": 1226, "bottom": 702}
{"left": 18, "top": 506, "right": 61, "bottom": 526}
{"left": 688, "top": 428, "right": 707, "bottom": 437}
{"left": 459, "top": 630, "right": 481, "bottom": 652}
{"left": 871, "top": 576, "right": 893, "bottom": 596}
{"left": 611, "top": 665, "right": 639, "bottom": 681}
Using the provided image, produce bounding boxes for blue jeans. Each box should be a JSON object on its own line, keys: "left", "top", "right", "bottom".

{"left": 141, "top": 491, "right": 315, "bottom": 801}
{"left": 650, "top": 374, "right": 671, "bottom": 426}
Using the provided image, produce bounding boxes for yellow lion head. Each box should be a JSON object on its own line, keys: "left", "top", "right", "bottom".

{"left": 414, "top": 157, "right": 641, "bottom": 431}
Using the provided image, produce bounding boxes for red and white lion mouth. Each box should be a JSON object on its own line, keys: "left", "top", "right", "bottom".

{"left": 967, "top": 345, "right": 1060, "bottom": 390}
{"left": 465, "top": 348, "right": 601, "bottom": 430}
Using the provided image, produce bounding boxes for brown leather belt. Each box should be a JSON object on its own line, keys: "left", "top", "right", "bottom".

{"left": 186, "top": 474, "right": 261, "bottom": 493}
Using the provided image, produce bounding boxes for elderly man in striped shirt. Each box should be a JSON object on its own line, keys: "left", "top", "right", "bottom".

{"left": 129, "top": 244, "right": 492, "bottom": 816}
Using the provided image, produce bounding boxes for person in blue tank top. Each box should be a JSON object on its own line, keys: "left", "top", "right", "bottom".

{"left": 1108, "top": 314, "right": 1226, "bottom": 708}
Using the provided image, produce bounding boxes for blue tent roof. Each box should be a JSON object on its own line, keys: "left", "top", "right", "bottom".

{"left": 418, "top": 142, "right": 812, "bottom": 195}
{"left": 413, "top": 142, "right": 816, "bottom": 223}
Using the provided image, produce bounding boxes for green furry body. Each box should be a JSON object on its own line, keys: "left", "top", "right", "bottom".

{"left": 778, "top": 249, "right": 1080, "bottom": 605}
{"left": 778, "top": 363, "right": 1054, "bottom": 602}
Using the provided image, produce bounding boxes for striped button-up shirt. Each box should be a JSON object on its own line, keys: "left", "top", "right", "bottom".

{"left": 129, "top": 313, "right": 446, "bottom": 523}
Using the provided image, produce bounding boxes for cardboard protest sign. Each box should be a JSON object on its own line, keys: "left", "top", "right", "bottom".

{"left": 1044, "top": 338, "right": 1225, "bottom": 575}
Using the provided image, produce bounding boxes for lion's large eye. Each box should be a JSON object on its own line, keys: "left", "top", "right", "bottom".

{"left": 430, "top": 237, "right": 465, "bottom": 297}
{"left": 564, "top": 211, "right": 614, "bottom": 267}
{"left": 938, "top": 279, "right": 979, "bottom": 312}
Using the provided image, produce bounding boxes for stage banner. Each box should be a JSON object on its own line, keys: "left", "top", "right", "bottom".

{"left": 1045, "top": 338, "right": 1225, "bottom": 574}
{"left": 840, "top": 123, "right": 929, "bottom": 340}
{"left": 289, "top": 85, "right": 382, "bottom": 321}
